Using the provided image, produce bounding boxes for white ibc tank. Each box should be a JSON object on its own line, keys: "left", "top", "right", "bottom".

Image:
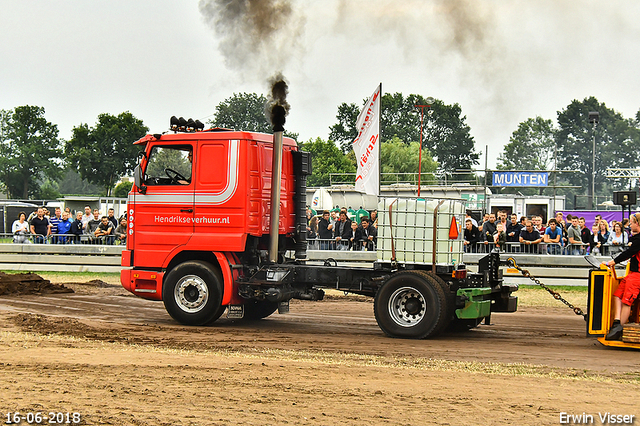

{"left": 376, "top": 197, "right": 465, "bottom": 265}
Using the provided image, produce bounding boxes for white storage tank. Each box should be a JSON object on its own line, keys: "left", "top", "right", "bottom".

{"left": 376, "top": 197, "right": 465, "bottom": 265}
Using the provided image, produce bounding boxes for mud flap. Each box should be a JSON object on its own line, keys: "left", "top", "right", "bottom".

{"left": 278, "top": 301, "right": 290, "bottom": 314}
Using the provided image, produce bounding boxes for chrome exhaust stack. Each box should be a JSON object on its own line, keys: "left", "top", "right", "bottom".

{"left": 269, "top": 111, "right": 285, "bottom": 264}
{"left": 266, "top": 75, "right": 289, "bottom": 264}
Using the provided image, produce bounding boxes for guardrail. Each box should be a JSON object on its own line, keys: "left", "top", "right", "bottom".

{"left": 470, "top": 253, "right": 619, "bottom": 286}
{"left": 0, "top": 244, "right": 124, "bottom": 273}
{"left": 305, "top": 250, "right": 611, "bottom": 286}
{"left": 0, "top": 241, "right": 613, "bottom": 285}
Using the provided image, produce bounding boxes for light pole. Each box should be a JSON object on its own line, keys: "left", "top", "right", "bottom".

{"left": 589, "top": 111, "right": 599, "bottom": 209}
{"left": 414, "top": 97, "right": 434, "bottom": 197}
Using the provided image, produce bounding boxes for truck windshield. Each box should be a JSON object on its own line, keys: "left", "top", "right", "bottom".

{"left": 144, "top": 145, "right": 193, "bottom": 185}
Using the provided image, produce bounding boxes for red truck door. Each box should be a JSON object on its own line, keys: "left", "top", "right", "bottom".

{"left": 132, "top": 143, "right": 195, "bottom": 267}
{"left": 191, "top": 139, "right": 246, "bottom": 251}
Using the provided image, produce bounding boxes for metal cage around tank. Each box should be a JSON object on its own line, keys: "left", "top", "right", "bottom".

{"left": 376, "top": 197, "right": 465, "bottom": 267}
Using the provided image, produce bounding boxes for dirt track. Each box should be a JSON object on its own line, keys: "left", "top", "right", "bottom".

{"left": 0, "top": 281, "right": 638, "bottom": 425}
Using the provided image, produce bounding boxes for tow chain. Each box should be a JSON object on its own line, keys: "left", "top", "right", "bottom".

{"left": 507, "top": 257, "right": 587, "bottom": 319}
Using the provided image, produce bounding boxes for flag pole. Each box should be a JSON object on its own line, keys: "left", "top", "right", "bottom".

{"left": 378, "top": 82, "right": 382, "bottom": 198}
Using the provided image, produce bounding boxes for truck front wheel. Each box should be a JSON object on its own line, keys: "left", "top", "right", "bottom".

{"left": 374, "top": 271, "right": 448, "bottom": 339}
{"left": 162, "top": 261, "right": 225, "bottom": 325}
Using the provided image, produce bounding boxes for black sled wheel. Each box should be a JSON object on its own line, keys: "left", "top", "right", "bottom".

{"left": 242, "top": 300, "right": 279, "bottom": 320}
{"left": 162, "top": 261, "right": 225, "bottom": 325}
{"left": 374, "top": 270, "right": 449, "bottom": 339}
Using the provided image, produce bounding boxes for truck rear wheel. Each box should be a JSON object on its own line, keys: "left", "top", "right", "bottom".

{"left": 427, "top": 272, "right": 454, "bottom": 325}
{"left": 374, "top": 271, "right": 448, "bottom": 339}
{"left": 162, "top": 261, "right": 225, "bottom": 325}
{"left": 242, "top": 300, "right": 279, "bottom": 320}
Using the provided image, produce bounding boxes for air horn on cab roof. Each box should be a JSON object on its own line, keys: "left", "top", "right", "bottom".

{"left": 170, "top": 116, "right": 205, "bottom": 132}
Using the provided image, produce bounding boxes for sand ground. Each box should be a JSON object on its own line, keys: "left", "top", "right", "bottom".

{"left": 0, "top": 278, "right": 637, "bottom": 425}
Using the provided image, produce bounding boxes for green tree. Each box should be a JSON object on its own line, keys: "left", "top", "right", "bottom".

{"left": 65, "top": 112, "right": 148, "bottom": 195}
{"left": 210, "top": 92, "right": 298, "bottom": 139}
{"left": 329, "top": 93, "right": 425, "bottom": 152}
{"left": 35, "top": 178, "right": 62, "bottom": 199}
{"left": 329, "top": 93, "right": 479, "bottom": 177}
{"left": 555, "top": 97, "right": 639, "bottom": 206}
{"left": 0, "top": 109, "right": 9, "bottom": 196}
{"left": 422, "top": 99, "right": 479, "bottom": 178}
{"left": 57, "top": 168, "right": 104, "bottom": 196}
{"left": 381, "top": 93, "right": 424, "bottom": 145}
{"left": 380, "top": 137, "right": 438, "bottom": 184}
{"left": 328, "top": 102, "right": 360, "bottom": 152}
{"left": 495, "top": 116, "right": 557, "bottom": 196}
{"left": 0, "top": 106, "right": 62, "bottom": 199}
{"left": 298, "top": 137, "right": 356, "bottom": 186}
{"left": 0, "top": 109, "right": 10, "bottom": 141}
{"left": 212, "top": 93, "right": 271, "bottom": 133}
{"left": 498, "top": 117, "right": 556, "bottom": 171}
{"left": 114, "top": 181, "right": 133, "bottom": 198}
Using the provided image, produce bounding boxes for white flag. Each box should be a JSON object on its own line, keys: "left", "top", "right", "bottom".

{"left": 353, "top": 84, "right": 381, "bottom": 196}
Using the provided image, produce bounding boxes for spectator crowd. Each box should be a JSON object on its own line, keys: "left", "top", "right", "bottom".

{"left": 11, "top": 205, "right": 128, "bottom": 245}
{"left": 306, "top": 207, "right": 377, "bottom": 251}
{"left": 464, "top": 210, "right": 633, "bottom": 256}
{"left": 15, "top": 202, "right": 630, "bottom": 258}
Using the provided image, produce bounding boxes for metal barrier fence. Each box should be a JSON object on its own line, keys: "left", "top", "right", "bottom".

{"left": 307, "top": 238, "right": 376, "bottom": 251}
{"left": 464, "top": 241, "right": 626, "bottom": 256}
{"left": 5, "top": 232, "right": 125, "bottom": 246}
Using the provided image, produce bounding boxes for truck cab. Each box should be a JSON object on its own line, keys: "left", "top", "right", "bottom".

{"left": 121, "top": 129, "right": 305, "bottom": 322}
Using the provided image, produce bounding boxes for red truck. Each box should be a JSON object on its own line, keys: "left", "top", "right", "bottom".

{"left": 121, "top": 120, "right": 517, "bottom": 338}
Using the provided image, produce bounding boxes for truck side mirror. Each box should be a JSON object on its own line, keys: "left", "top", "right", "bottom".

{"left": 133, "top": 165, "right": 147, "bottom": 194}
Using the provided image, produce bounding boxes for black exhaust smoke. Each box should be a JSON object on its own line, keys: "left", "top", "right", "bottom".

{"left": 266, "top": 73, "right": 289, "bottom": 132}
{"left": 271, "top": 105, "right": 286, "bottom": 132}
{"left": 198, "top": 0, "right": 305, "bottom": 80}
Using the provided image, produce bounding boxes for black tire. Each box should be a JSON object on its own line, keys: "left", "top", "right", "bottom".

{"left": 242, "top": 300, "right": 279, "bottom": 320}
{"left": 426, "top": 272, "right": 454, "bottom": 326}
{"left": 374, "top": 270, "right": 448, "bottom": 339}
{"left": 162, "top": 261, "right": 225, "bottom": 325}
{"left": 426, "top": 272, "right": 481, "bottom": 333}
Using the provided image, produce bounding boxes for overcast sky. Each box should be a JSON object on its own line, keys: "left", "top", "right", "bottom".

{"left": 1, "top": 0, "right": 639, "bottom": 169}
